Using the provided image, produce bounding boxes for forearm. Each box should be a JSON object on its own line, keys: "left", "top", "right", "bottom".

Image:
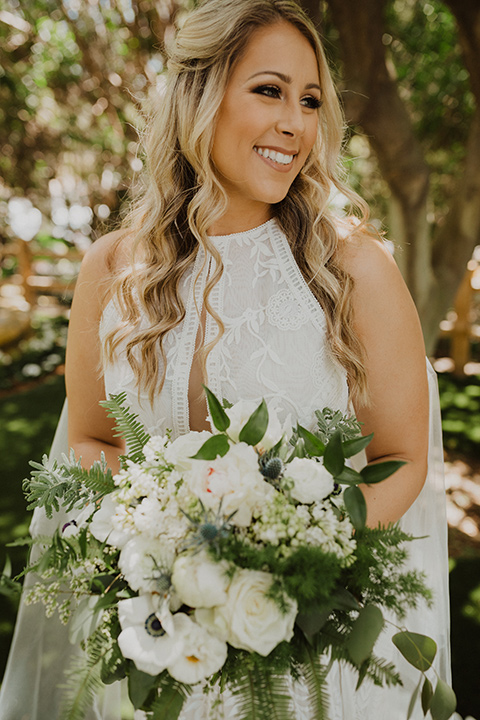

{"left": 72, "top": 439, "right": 124, "bottom": 474}
{"left": 360, "top": 456, "right": 428, "bottom": 528}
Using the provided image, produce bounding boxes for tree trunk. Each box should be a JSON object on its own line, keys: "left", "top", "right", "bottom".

{"left": 323, "top": 0, "right": 480, "bottom": 354}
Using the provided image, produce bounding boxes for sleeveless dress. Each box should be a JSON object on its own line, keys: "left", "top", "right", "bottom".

{"left": 0, "top": 219, "right": 452, "bottom": 720}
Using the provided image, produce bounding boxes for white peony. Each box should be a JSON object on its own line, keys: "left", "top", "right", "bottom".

{"left": 196, "top": 568, "right": 297, "bottom": 656}
{"left": 286, "top": 457, "right": 335, "bottom": 504}
{"left": 164, "top": 430, "right": 213, "bottom": 472}
{"left": 224, "top": 400, "right": 283, "bottom": 452}
{"left": 167, "top": 614, "right": 228, "bottom": 684}
{"left": 89, "top": 494, "right": 131, "bottom": 548}
{"left": 117, "top": 595, "right": 184, "bottom": 676}
{"left": 172, "top": 551, "right": 231, "bottom": 608}
{"left": 184, "top": 443, "right": 272, "bottom": 527}
{"left": 119, "top": 535, "right": 176, "bottom": 593}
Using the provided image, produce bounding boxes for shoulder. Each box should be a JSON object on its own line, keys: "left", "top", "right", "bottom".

{"left": 336, "top": 222, "right": 397, "bottom": 284}
{"left": 77, "top": 228, "right": 133, "bottom": 301}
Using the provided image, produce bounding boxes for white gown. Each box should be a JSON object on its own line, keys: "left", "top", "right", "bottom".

{"left": 0, "top": 219, "right": 452, "bottom": 719}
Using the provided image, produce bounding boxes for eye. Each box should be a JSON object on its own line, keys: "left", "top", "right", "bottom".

{"left": 252, "top": 84, "right": 282, "bottom": 99}
{"left": 301, "top": 95, "right": 323, "bottom": 110}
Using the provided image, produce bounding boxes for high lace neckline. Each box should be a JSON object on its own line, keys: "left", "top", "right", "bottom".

{"left": 207, "top": 217, "right": 276, "bottom": 241}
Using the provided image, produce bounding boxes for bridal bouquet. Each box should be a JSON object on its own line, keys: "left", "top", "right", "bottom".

{"left": 18, "top": 389, "right": 456, "bottom": 720}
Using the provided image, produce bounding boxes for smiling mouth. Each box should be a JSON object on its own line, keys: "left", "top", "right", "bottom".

{"left": 254, "top": 147, "right": 295, "bottom": 166}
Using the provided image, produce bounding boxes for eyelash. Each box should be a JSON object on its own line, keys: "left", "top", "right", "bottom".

{"left": 252, "top": 84, "right": 323, "bottom": 110}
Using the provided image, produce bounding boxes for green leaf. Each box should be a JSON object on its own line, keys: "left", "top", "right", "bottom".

{"left": 344, "top": 485, "right": 367, "bottom": 529}
{"left": 128, "top": 665, "right": 159, "bottom": 710}
{"left": 430, "top": 678, "right": 457, "bottom": 720}
{"left": 407, "top": 678, "right": 422, "bottom": 720}
{"left": 287, "top": 437, "right": 306, "bottom": 461}
{"left": 323, "top": 430, "right": 345, "bottom": 477}
{"left": 100, "top": 392, "right": 150, "bottom": 464}
{"left": 150, "top": 684, "right": 187, "bottom": 720}
{"left": 342, "top": 432, "right": 374, "bottom": 458}
{"left": 421, "top": 676, "right": 433, "bottom": 715}
{"left": 238, "top": 399, "right": 269, "bottom": 446}
{"left": 334, "top": 466, "right": 362, "bottom": 485}
{"left": 360, "top": 460, "right": 406, "bottom": 485}
{"left": 190, "top": 434, "right": 230, "bottom": 460}
{"left": 346, "top": 604, "right": 384, "bottom": 665}
{"left": 203, "top": 385, "right": 230, "bottom": 432}
{"left": 392, "top": 632, "right": 437, "bottom": 671}
{"left": 296, "top": 425, "right": 325, "bottom": 456}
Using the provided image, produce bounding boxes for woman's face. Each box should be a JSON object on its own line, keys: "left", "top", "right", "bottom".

{"left": 211, "top": 21, "right": 321, "bottom": 227}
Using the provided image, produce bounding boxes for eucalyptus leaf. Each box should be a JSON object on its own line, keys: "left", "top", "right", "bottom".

{"left": 344, "top": 485, "right": 367, "bottom": 529}
{"left": 342, "top": 432, "right": 374, "bottom": 459}
{"left": 346, "top": 604, "right": 384, "bottom": 665}
{"left": 407, "top": 678, "right": 422, "bottom": 720}
{"left": 360, "top": 460, "right": 406, "bottom": 485}
{"left": 392, "top": 631, "right": 437, "bottom": 671}
{"left": 203, "top": 385, "right": 230, "bottom": 432}
{"left": 323, "top": 430, "right": 345, "bottom": 477}
{"left": 238, "top": 399, "right": 269, "bottom": 446}
{"left": 421, "top": 676, "right": 433, "bottom": 715}
{"left": 430, "top": 678, "right": 457, "bottom": 720}
{"left": 335, "top": 466, "right": 362, "bottom": 486}
{"left": 296, "top": 424, "right": 325, "bottom": 456}
{"left": 128, "top": 665, "right": 159, "bottom": 710}
{"left": 190, "top": 434, "right": 230, "bottom": 460}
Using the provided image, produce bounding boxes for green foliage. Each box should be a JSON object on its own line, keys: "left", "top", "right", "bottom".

{"left": 100, "top": 392, "right": 150, "bottom": 464}
{"left": 437, "top": 373, "right": 480, "bottom": 455}
{"left": 204, "top": 384, "right": 230, "bottom": 432}
{"left": 23, "top": 450, "right": 114, "bottom": 518}
{"left": 392, "top": 631, "right": 437, "bottom": 672}
{"left": 298, "top": 642, "right": 329, "bottom": 720}
{"left": 238, "top": 399, "right": 269, "bottom": 446}
{"left": 191, "top": 434, "right": 229, "bottom": 460}
{"left": 314, "top": 409, "right": 363, "bottom": 444}
{"left": 60, "top": 630, "right": 112, "bottom": 720}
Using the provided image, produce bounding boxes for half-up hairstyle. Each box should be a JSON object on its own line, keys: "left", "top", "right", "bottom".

{"left": 103, "top": 0, "right": 370, "bottom": 405}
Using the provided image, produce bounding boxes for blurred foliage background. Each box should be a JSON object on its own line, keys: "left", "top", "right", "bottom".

{"left": 1, "top": 0, "right": 480, "bottom": 718}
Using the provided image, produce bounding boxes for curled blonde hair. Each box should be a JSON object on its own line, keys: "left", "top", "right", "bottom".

{"left": 104, "top": 0, "right": 370, "bottom": 405}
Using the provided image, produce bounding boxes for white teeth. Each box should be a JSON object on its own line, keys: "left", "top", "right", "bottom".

{"left": 255, "top": 147, "right": 294, "bottom": 165}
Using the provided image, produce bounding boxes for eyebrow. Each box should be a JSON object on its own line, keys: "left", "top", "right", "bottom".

{"left": 247, "top": 70, "right": 321, "bottom": 92}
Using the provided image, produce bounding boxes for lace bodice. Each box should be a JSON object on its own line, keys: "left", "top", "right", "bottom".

{"left": 99, "top": 218, "right": 349, "bottom": 438}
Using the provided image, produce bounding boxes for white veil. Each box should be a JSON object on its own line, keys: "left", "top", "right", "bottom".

{"left": 0, "top": 360, "right": 452, "bottom": 720}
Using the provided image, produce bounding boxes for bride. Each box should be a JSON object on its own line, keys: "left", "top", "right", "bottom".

{"left": 0, "top": 0, "right": 451, "bottom": 718}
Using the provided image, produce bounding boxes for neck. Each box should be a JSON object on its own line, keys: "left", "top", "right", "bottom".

{"left": 207, "top": 204, "right": 272, "bottom": 236}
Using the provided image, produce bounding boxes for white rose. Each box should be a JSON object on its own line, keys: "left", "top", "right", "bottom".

{"left": 225, "top": 400, "right": 283, "bottom": 452}
{"left": 185, "top": 443, "right": 272, "bottom": 526}
{"left": 196, "top": 568, "right": 297, "bottom": 656}
{"left": 286, "top": 457, "right": 334, "bottom": 504}
{"left": 164, "top": 431, "right": 213, "bottom": 472}
{"left": 167, "top": 615, "right": 228, "bottom": 684}
{"left": 172, "top": 551, "right": 231, "bottom": 608}
{"left": 117, "top": 595, "right": 184, "bottom": 676}
{"left": 89, "top": 494, "right": 131, "bottom": 548}
{"left": 119, "top": 535, "right": 175, "bottom": 593}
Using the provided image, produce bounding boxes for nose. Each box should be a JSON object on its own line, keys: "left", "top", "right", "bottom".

{"left": 275, "top": 100, "right": 306, "bottom": 138}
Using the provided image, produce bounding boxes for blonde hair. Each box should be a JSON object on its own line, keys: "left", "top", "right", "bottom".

{"left": 104, "top": 0, "right": 370, "bottom": 405}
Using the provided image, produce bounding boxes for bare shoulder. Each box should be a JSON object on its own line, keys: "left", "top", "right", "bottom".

{"left": 75, "top": 228, "right": 134, "bottom": 312}
{"left": 336, "top": 224, "right": 398, "bottom": 285}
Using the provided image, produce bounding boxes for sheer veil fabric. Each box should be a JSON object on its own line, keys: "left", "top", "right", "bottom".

{"left": 0, "top": 221, "right": 452, "bottom": 720}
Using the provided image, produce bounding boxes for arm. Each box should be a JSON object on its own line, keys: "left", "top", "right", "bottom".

{"left": 65, "top": 231, "right": 128, "bottom": 473}
{"left": 339, "top": 233, "right": 429, "bottom": 528}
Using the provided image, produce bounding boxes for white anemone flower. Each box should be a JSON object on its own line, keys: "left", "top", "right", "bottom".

{"left": 119, "top": 535, "right": 176, "bottom": 593}
{"left": 166, "top": 614, "right": 228, "bottom": 684}
{"left": 117, "top": 595, "right": 184, "bottom": 676}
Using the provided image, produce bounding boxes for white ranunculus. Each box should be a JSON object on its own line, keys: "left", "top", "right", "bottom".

{"left": 172, "top": 551, "right": 231, "bottom": 608}
{"left": 185, "top": 443, "right": 272, "bottom": 527}
{"left": 167, "top": 614, "right": 228, "bottom": 684}
{"left": 286, "top": 457, "right": 335, "bottom": 504}
{"left": 225, "top": 400, "right": 283, "bottom": 452}
{"left": 164, "top": 431, "right": 213, "bottom": 472}
{"left": 119, "top": 535, "right": 175, "bottom": 593}
{"left": 196, "top": 569, "right": 297, "bottom": 656}
{"left": 117, "top": 595, "right": 184, "bottom": 676}
{"left": 89, "top": 494, "right": 131, "bottom": 548}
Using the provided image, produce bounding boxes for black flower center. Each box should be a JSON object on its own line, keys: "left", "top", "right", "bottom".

{"left": 144, "top": 613, "right": 166, "bottom": 638}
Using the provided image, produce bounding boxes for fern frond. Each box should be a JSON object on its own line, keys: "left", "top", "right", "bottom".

{"left": 100, "top": 392, "right": 150, "bottom": 463}
{"left": 299, "top": 642, "right": 330, "bottom": 720}
{"left": 231, "top": 666, "right": 265, "bottom": 720}
{"left": 67, "top": 458, "right": 115, "bottom": 501}
{"left": 365, "top": 655, "right": 403, "bottom": 688}
{"left": 231, "top": 664, "right": 292, "bottom": 720}
{"left": 59, "top": 631, "right": 110, "bottom": 720}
